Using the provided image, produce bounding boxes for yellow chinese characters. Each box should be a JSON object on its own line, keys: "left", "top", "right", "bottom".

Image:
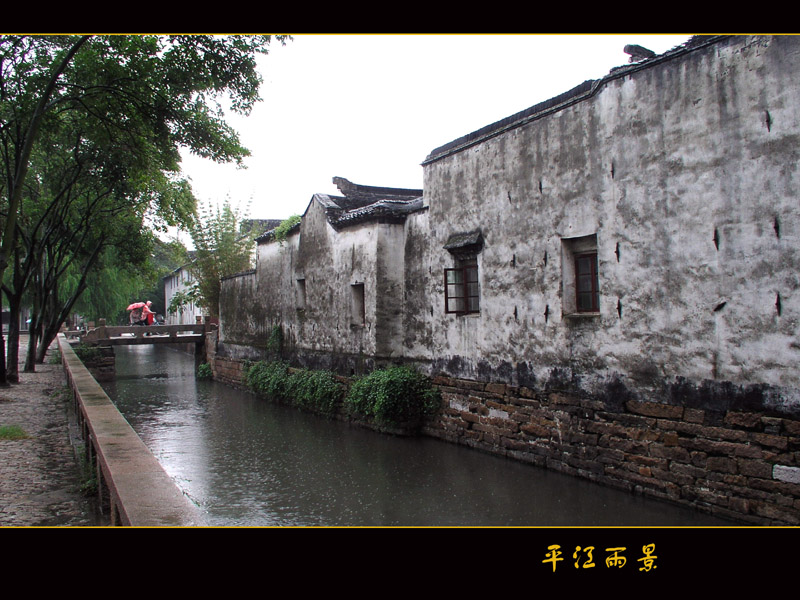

{"left": 638, "top": 543, "right": 657, "bottom": 572}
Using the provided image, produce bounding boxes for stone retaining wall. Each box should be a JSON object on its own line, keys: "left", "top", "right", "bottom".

{"left": 211, "top": 354, "right": 247, "bottom": 388}
{"left": 423, "top": 374, "right": 800, "bottom": 526}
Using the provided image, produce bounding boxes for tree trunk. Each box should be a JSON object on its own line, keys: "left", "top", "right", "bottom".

{"left": 5, "top": 302, "right": 21, "bottom": 383}
{"left": 0, "top": 332, "right": 6, "bottom": 387}
{"left": 24, "top": 318, "right": 39, "bottom": 373}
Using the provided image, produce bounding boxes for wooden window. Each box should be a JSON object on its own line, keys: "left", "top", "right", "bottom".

{"left": 561, "top": 233, "right": 599, "bottom": 316}
{"left": 574, "top": 252, "right": 599, "bottom": 312}
{"left": 445, "top": 259, "right": 479, "bottom": 314}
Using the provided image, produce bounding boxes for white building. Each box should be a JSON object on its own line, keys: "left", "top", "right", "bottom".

{"left": 162, "top": 264, "right": 205, "bottom": 325}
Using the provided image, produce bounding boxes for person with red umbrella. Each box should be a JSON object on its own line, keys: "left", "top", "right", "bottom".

{"left": 127, "top": 301, "right": 146, "bottom": 325}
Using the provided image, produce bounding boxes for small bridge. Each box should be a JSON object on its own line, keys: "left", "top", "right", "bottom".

{"left": 70, "top": 318, "right": 215, "bottom": 382}
{"left": 78, "top": 319, "right": 214, "bottom": 346}
{"left": 81, "top": 324, "right": 207, "bottom": 346}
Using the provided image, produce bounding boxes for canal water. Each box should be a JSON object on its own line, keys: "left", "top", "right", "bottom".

{"left": 101, "top": 345, "right": 734, "bottom": 527}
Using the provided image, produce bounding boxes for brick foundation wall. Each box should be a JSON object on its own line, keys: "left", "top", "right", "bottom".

{"left": 210, "top": 355, "right": 247, "bottom": 388}
{"left": 424, "top": 375, "right": 800, "bottom": 525}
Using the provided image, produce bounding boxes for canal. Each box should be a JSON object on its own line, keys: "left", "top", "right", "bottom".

{"left": 101, "top": 345, "right": 734, "bottom": 527}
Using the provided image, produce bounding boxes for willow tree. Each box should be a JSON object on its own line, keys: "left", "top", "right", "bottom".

{"left": 0, "top": 34, "right": 288, "bottom": 382}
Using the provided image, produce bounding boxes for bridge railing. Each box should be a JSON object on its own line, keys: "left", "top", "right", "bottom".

{"left": 81, "top": 321, "right": 210, "bottom": 345}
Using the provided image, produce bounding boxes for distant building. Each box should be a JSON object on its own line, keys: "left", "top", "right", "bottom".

{"left": 162, "top": 262, "right": 204, "bottom": 326}
{"left": 219, "top": 178, "right": 423, "bottom": 367}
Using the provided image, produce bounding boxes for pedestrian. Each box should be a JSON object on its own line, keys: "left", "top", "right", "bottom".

{"left": 143, "top": 301, "right": 155, "bottom": 326}
{"left": 129, "top": 305, "right": 144, "bottom": 325}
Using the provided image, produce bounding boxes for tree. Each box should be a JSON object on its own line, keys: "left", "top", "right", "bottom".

{"left": 0, "top": 34, "right": 288, "bottom": 381}
{"left": 3, "top": 99, "right": 196, "bottom": 375}
{"left": 185, "top": 198, "right": 255, "bottom": 318}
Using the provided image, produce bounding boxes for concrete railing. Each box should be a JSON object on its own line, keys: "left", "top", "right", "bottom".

{"left": 57, "top": 334, "right": 204, "bottom": 526}
{"left": 81, "top": 322, "right": 209, "bottom": 345}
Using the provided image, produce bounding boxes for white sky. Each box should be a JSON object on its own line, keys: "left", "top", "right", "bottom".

{"left": 178, "top": 33, "right": 692, "bottom": 223}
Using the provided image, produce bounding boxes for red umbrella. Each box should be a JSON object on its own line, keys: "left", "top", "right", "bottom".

{"left": 126, "top": 302, "right": 146, "bottom": 311}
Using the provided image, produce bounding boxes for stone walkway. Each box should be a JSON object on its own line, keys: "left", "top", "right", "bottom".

{"left": 0, "top": 337, "right": 101, "bottom": 527}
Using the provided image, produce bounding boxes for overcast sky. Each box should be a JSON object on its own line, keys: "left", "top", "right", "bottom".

{"left": 178, "top": 34, "right": 692, "bottom": 223}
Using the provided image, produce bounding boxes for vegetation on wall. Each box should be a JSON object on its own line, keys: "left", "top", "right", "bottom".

{"left": 196, "top": 363, "right": 213, "bottom": 380}
{"left": 344, "top": 365, "right": 441, "bottom": 430}
{"left": 243, "top": 360, "right": 343, "bottom": 417}
{"left": 266, "top": 324, "right": 284, "bottom": 354}
{"left": 242, "top": 360, "right": 441, "bottom": 430}
{"left": 272, "top": 215, "right": 301, "bottom": 246}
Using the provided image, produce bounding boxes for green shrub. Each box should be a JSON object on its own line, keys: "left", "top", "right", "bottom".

{"left": 345, "top": 366, "right": 441, "bottom": 428}
{"left": 244, "top": 360, "right": 344, "bottom": 417}
{"left": 73, "top": 344, "right": 102, "bottom": 364}
{"left": 196, "top": 363, "right": 213, "bottom": 379}
{"left": 78, "top": 454, "right": 98, "bottom": 496}
{"left": 244, "top": 360, "right": 291, "bottom": 399}
{"left": 288, "top": 368, "right": 343, "bottom": 416}
{"left": 243, "top": 361, "right": 439, "bottom": 427}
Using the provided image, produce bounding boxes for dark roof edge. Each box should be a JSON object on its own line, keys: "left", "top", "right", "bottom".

{"left": 333, "top": 176, "right": 423, "bottom": 198}
{"left": 220, "top": 268, "right": 256, "bottom": 282}
{"left": 422, "top": 35, "right": 730, "bottom": 165}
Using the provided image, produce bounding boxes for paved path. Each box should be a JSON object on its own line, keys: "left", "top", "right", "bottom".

{"left": 0, "top": 337, "right": 101, "bottom": 527}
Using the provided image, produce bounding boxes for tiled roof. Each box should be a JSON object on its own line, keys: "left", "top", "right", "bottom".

{"left": 325, "top": 177, "right": 423, "bottom": 230}
{"left": 257, "top": 177, "right": 425, "bottom": 242}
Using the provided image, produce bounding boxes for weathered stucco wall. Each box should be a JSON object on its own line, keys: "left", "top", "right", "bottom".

{"left": 218, "top": 269, "right": 267, "bottom": 359}
{"left": 220, "top": 196, "right": 409, "bottom": 373}
{"left": 407, "top": 35, "right": 800, "bottom": 417}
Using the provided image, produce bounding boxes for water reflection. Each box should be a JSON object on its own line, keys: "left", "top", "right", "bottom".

{"left": 103, "top": 345, "right": 733, "bottom": 527}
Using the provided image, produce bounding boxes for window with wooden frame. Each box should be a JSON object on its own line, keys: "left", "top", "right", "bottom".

{"left": 445, "top": 258, "right": 480, "bottom": 314}
{"left": 561, "top": 233, "right": 599, "bottom": 316}
{"left": 443, "top": 229, "right": 483, "bottom": 316}
{"left": 574, "top": 252, "right": 599, "bottom": 313}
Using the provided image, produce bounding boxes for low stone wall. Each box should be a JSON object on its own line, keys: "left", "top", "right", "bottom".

{"left": 58, "top": 334, "right": 204, "bottom": 526}
{"left": 204, "top": 330, "right": 247, "bottom": 388}
{"left": 77, "top": 345, "right": 116, "bottom": 382}
{"left": 424, "top": 375, "right": 800, "bottom": 526}
{"left": 211, "top": 354, "right": 248, "bottom": 388}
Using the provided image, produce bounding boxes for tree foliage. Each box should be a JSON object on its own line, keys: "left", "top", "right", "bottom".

{"left": 73, "top": 237, "right": 188, "bottom": 325}
{"left": 0, "top": 34, "right": 288, "bottom": 380}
